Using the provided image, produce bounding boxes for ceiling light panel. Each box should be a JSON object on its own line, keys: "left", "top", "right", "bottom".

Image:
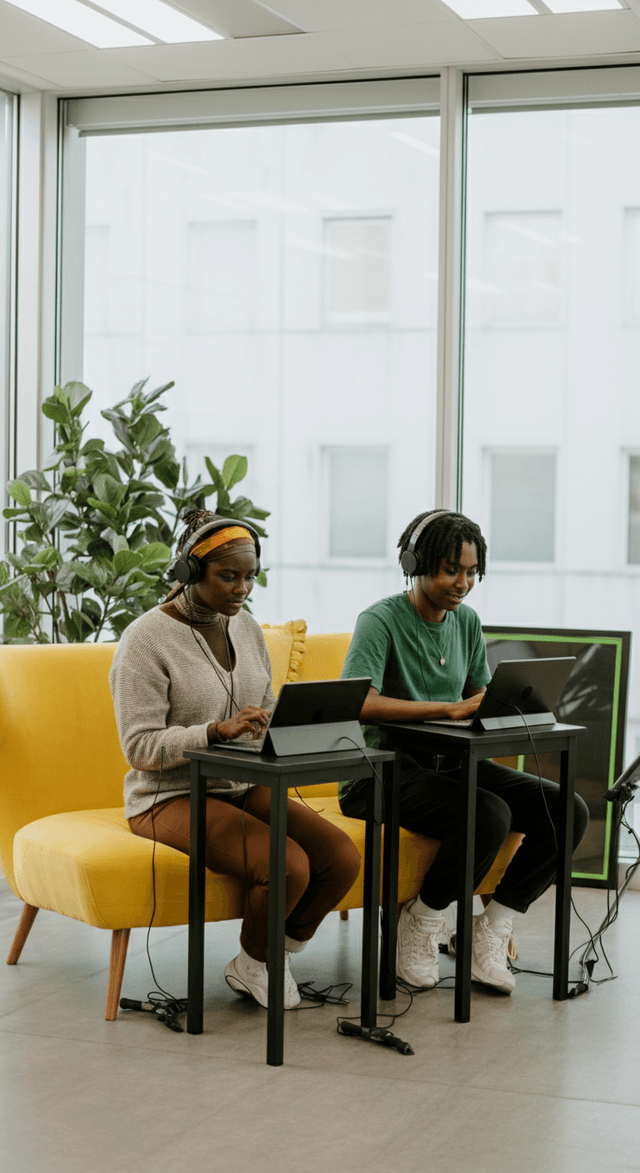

{"left": 443, "top": 0, "right": 537, "bottom": 15}
{"left": 542, "top": 1, "right": 622, "bottom": 10}
{"left": 4, "top": 0, "right": 154, "bottom": 46}
{"left": 90, "top": 0, "right": 223, "bottom": 42}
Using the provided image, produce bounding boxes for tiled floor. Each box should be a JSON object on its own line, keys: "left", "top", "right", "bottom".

{"left": 1, "top": 878, "right": 639, "bottom": 1173}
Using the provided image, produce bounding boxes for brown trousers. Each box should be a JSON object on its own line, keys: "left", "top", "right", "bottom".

{"left": 129, "top": 787, "right": 361, "bottom": 962}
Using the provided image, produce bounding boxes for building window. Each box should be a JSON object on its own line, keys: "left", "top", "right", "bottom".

{"left": 628, "top": 454, "right": 640, "bottom": 564}
{"left": 489, "top": 450, "right": 556, "bottom": 563}
{"left": 324, "top": 217, "right": 391, "bottom": 324}
{"left": 325, "top": 447, "right": 388, "bottom": 558}
{"left": 624, "top": 209, "right": 640, "bottom": 325}
{"left": 84, "top": 226, "right": 110, "bottom": 332}
{"left": 485, "top": 211, "right": 562, "bottom": 325}
{"left": 187, "top": 220, "right": 256, "bottom": 331}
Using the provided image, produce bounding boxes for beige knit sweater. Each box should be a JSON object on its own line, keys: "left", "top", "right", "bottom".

{"left": 109, "top": 607, "right": 275, "bottom": 818}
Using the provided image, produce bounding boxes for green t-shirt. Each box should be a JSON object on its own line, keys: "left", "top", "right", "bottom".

{"left": 339, "top": 592, "right": 490, "bottom": 800}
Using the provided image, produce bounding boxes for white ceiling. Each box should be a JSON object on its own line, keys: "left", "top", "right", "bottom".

{"left": 1, "top": 0, "right": 640, "bottom": 94}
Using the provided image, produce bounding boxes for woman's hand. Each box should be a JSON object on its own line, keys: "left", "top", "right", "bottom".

{"left": 208, "top": 706, "right": 271, "bottom": 744}
{"left": 448, "top": 692, "right": 484, "bottom": 721}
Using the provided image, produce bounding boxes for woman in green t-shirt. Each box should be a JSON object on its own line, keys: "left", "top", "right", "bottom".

{"left": 340, "top": 509, "right": 589, "bottom": 995}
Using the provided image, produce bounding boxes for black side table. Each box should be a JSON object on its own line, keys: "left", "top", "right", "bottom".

{"left": 379, "top": 721, "right": 585, "bottom": 1023}
{"left": 184, "top": 745, "right": 395, "bottom": 1066}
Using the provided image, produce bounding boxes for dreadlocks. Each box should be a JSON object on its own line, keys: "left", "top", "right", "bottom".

{"left": 397, "top": 510, "right": 487, "bottom": 580}
{"left": 176, "top": 509, "right": 219, "bottom": 555}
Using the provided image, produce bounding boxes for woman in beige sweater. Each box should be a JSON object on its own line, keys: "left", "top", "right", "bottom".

{"left": 110, "top": 510, "right": 360, "bottom": 1010}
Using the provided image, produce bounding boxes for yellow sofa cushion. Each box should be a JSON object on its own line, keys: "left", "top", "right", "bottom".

{"left": 261, "top": 620, "right": 306, "bottom": 693}
{"left": 13, "top": 808, "right": 244, "bottom": 929}
{"left": 296, "top": 632, "right": 353, "bottom": 683}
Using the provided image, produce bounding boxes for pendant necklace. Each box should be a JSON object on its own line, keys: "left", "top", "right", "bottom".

{"left": 409, "top": 590, "right": 447, "bottom": 665}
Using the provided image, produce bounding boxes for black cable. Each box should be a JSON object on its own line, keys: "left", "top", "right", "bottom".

{"left": 505, "top": 703, "right": 640, "bottom": 996}
{"left": 119, "top": 748, "right": 190, "bottom": 1031}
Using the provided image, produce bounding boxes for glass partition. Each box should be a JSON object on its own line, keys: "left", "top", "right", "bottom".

{"left": 463, "top": 102, "right": 640, "bottom": 811}
{"left": 80, "top": 114, "right": 440, "bottom": 631}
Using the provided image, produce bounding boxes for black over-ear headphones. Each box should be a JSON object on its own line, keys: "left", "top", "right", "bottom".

{"left": 171, "top": 518, "right": 262, "bottom": 585}
{"left": 400, "top": 510, "right": 453, "bottom": 577}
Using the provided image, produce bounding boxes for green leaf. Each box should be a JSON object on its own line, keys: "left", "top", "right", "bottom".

{"left": 222, "top": 455, "right": 248, "bottom": 490}
{"left": 3, "top": 507, "right": 29, "bottom": 519}
{"left": 113, "top": 549, "right": 142, "bottom": 576}
{"left": 92, "top": 473, "right": 124, "bottom": 507}
{"left": 20, "top": 469, "right": 52, "bottom": 493}
{"left": 65, "top": 381, "right": 92, "bottom": 416}
{"left": 7, "top": 479, "right": 32, "bottom": 507}
{"left": 137, "top": 542, "right": 171, "bottom": 570}
{"left": 70, "top": 561, "right": 110, "bottom": 589}
{"left": 101, "top": 528, "right": 128, "bottom": 554}
{"left": 142, "top": 380, "right": 174, "bottom": 406}
{"left": 154, "top": 459, "right": 180, "bottom": 490}
{"left": 41, "top": 400, "right": 69, "bottom": 426}
{"left": 56, "top": 562, "right": 82, "bottom": 590}
{"left": 44, "top": 496, "right": 73, "bottom": 532}
{"left": 204, "top": 458, "right": 224, "bottom": 493}
{"left": 131, "top": 413, "right": 163, "bottom": 450}
{"left": 87, "top": 497, "right": 117, "bottom": 520}
{"left": 247, "top": 505, "right": 270, "bottom": 521}
{"left": 29, "top": 547, "right": 60, "bottom": 570}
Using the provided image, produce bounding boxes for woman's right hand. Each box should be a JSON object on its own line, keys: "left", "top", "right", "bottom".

{"left": 447, "top": 693, "right": 485, "bottom": 722}
{"left": 208, "top": 706, "right": 271, "bottom": 744}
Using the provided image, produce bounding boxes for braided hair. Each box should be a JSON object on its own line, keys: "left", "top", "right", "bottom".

{"left": 398, "top": 510, "right": 487, "bottom": 580}
{"left": 175, "top": 508, "right": 220, "bottom": 555}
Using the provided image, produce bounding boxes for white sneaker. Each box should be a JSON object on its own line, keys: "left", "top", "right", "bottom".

{"left": 284, "top": 951, "right": 301, "bottom": 1008}
{"left": 396, "top": 899, "right": 445, "bottom": 988}
{"left": 471, "top": 913, "right": 516, "bottom": 994}
{"left": 225, "top": 948, "right": 301, "bottom": 1009}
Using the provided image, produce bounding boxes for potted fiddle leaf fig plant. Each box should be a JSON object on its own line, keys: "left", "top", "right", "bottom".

{"left": 0, "top": 379, "right": 269, "bottom": 643}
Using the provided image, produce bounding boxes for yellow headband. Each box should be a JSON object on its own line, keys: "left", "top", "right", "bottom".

{"left": 191, "top": 527, "right": 254, "bottom": 560}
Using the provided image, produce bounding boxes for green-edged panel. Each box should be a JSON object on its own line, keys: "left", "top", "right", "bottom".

{"left": 483, "top": 626, "right": 631, "bottom": 889}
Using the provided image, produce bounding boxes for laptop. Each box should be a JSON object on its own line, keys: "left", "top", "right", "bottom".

{"left": 220, "top": 676, "right": 372, "bottom": 756}
{"left": 424, "top": 657, "right": 576, "bottom": 733}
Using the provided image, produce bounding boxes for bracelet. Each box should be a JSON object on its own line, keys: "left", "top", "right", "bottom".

{"left": 211, "top": 721, "right": 227, "bottom": 743}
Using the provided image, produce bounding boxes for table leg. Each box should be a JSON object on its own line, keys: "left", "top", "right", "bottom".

{"left": 553, "top": 737, "right": 576, "bottom": 1001}
{"left": 187, "top": 762, "right": 207, "bottom": 1035}
{"left": 380, "top": 751, "right": 400, "bottom": 1001}
{"left": 455, "top": 751, "right": 477, "bottom": 1024}
{"left": 267, "top": 779, "right": 288, "bottom": 1066}
{"left": 361, "top": 759, "right": 382, "bottom": 1029}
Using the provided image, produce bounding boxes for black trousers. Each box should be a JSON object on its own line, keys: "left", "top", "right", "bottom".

{"left": 340, "top": 757, "right": 589, "bottom": 914}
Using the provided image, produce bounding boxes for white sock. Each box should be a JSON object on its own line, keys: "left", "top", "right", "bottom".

{"left": 240, "top": 945, "right": 265, "bottom": 970}
{"left": 284, "top": 934, "right": 308, "bottom": 954}
{"left": 482, "top": 900, "right": 516, "bottom": 937}
{"left": 413, "top": 895, "right": 448, "bottom": 921}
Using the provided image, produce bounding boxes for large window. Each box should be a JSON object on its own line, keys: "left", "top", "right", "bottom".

{"left": 77, "top": 105, "right": 440, "bottom": 631}
{"left": 463, "top": 99, "right": 640, "bottom": 775}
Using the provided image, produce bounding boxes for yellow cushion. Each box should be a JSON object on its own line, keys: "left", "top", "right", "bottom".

{"left": 0, "top": 643, "right": 127, "bottom": 895}
{"left": 13, "top": 808, "right": 244, "bottom": 929}
{"left": 296, "top": 632, "right": 352, "bottom": 682}
{"left": 261, "top": 620, "right": 306, "bottom": 693}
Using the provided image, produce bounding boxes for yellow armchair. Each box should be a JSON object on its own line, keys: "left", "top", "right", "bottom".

{"left": 1, "top": 624, "right": 305, "bottom": 1020}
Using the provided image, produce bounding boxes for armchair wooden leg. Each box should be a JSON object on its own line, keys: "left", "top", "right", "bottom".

{"left": 339, "top": 909, "right": 349, "bottom": 921}
{"left": 6, "top": 902, "right": 39, "bottom": 965}
{"left": 105, "top": 928, "right": 131, "bottom": 1021}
